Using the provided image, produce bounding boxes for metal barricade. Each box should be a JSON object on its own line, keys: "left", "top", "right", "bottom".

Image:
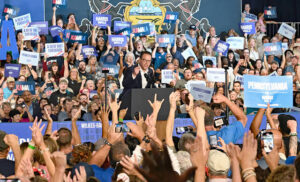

{"left": 266, "top": 22, "right": 300, "bottom": 38}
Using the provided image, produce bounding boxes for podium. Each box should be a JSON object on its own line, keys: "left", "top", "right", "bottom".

{"left": 120, "top": 88, "right": 174, "bottom": 120}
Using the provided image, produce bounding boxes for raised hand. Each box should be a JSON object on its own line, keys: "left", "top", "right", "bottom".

{"left": 29, "top": 118, "right": 45, "bottom": 147}
{"left": 3, "top": 134, "right": 19, "bottom": 147}
{"left": 107, "top": 124, "right": 123, "bottom": 144}
{"left": 236, "top": 132, "right": 257, "bottom": 169}
{"left": 126, "top": 122, "right": 145, "bottom": 142}
{"left": 109, "top": 97, "right": 121, "bottom": 113}
{"left": 119, "top": 108, "right": 128, "bottom": 120}
{"left": 51, "top": 151, "right": 67, "bottom": 170}
{"left": 212, "top": 94, "right": 227, "bottom": 104}
{"left": 190, "top": 136, "right": 209, "bottom": 168}
{"left": 120, "top": 155, "right": 140, "bottom": 176}
{"left": 185, "top": 93, "right": 194, "bottom": 113}
{"left": 148, "top": 94, "right": 164, "bottom": 113}
{"left": 18, "top": 159, "right": 34, "bottom": 178}
{"left": 73, "top": 166, "right": 87, "bottom": 182}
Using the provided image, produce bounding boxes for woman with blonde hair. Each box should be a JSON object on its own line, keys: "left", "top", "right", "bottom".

{"left": 247, "top": 38, "right": 259, "bottom": 61}
{"left": 86, "top": 55, "right": 100, "bottom": 80}
{"left": 67, "top": 67, "right": 82, "bottom": 96}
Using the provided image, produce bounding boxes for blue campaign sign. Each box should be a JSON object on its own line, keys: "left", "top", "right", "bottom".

{"left": 264, "top": 42, "right": 282, "bottom": 56}
{"left": 49, "top": 26, "right": 63, "bottom": 37}
{"left": 213, "top": 40, "right": 230, "bottom": 55}
{"left": 0, "top": 20, "right": 19, "bottom": 60}
{"left": 4, "top": 64, "right": 21, "bottom": 78}
{"left": 68, "top": 31, "right": 88, "bottom": 44}
{"left": 113, "top": 21, "right": 131, "bottom": 32}
{"left": 264, "top": 6, "right": 277, "bottom": 19}
{"left": 164, "top": 11, "right": 179, "bottom": 23}
{"left": 108, "top": 35, "right": 127, "bottom": 47}
{"left": 102, "top": 64, "right": 120, "bottom": 75}
{"left": 132, "top": 23, "right": 150, "bottom": 37}
{"left": 52, "top": 0, "right": 67, "bottom": 8}
{"left": 115, "top": 27, "right": 132, "bottom": 37}
{"left": 29, "top": 21, "right": 49, "bottom": 35}
{"left": 93, "top": 14, "right": 111, "bottom": 28}
{"left": 240, "top": 22, "right": 256, "bottom": 35}
{"left": 82, "top": 45, "right": 98, "bottom": 58}
{"left": 63, "top": 29, "right": 80, "bottom": 42}
{"left": 156, "top": 34, "right": 175, "bottom": 47}
{"left": 15, "top": 81, "right": 35, "bottom": 95}
{"left": 244, "top": 75, "right": 293, "bottom": 108}
{"left": 243, "top": 13, "right": 257, "bottom": 22}
{"left": 2, "top": 4, "right": 19, "bottom": 17}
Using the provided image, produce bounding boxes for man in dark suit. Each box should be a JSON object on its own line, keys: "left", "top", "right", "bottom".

{"left": 120, "top": 51, "right": 155, "bottom": 100}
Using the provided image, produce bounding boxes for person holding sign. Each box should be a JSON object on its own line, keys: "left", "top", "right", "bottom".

{"left": 66, "top": 13, "right": 79, "bottom": 31}
{"left": 3, "top": 77, "right": 17, "bottom": 100}
{"left": 120, "top": 51, "right": 155, "bottom": 100}
{"left": 152, "top": 43, "right": 170, "bottom": 70}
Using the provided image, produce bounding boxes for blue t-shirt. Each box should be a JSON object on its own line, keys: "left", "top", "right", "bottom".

{"left": 3, "top": 87, "right": 13, "bottom": 100}
{"left": 154, "top": 52, "right": 167, "bottom": 70}
{"left": 206, "top": 121, "right": 245, "bottom": 144}
{"left": 185, "top": 34, "right": 197, "bottom": 47}
{"left": 92, "top": 165, "right": 115, "bottom": 182}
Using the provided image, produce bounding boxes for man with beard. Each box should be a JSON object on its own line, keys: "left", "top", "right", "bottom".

{"left": 79, "top": 93, "right": 88, "bottom": 112}
{"left": 78, "top": 61, "right": 92, "bottom": 80}
{"left": 49, "top": 78, "right": 74, "bottom": 106}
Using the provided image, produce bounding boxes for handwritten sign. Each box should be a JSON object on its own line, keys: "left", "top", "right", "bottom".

{"left": 114, "top": 21, "right": 131, "bottom": 32}
{"left": 19, "top": 50, "right": 39, "bottom": 66}
{"left": 131, "top": 23, "right": 150, "bottom": 37}
{"left": 226, "top": 37, "right": 244, "bottom": 50}
{"left": 49, "top": 26, "right": 63, "bottom": 37}
{"left": 164, "top": 11, "right": 179, "bottom": 23}
{"left": 4, "top": 64, "right": 21, "bottom": 78}
{"left": 13, "top": 13, "right": 31, "bottom": 30}
{"left": 108, "top": 35, "right": 127, "bottom": 47}
{"left": 278, "top": 23, "right": 296, "bottom": 39}
{"left": 156, "top": 34, "right": 175, "bottom": 47}
{"left": 29, "top": 21, "right": 48, "bottom": 35}
{"left": 213, "top": 40, "right": 230, "bottom": 55}
{"left": 206, "top": 68, "right": 225, "bottom": 82}
{"left": 45, "top": 43, "right": 65, "bottom": 57}
{"left": 22, "top": 27, "right": 39, "bottom": 41}
{"left": 240, "top": 22, "right": 256, "bottom": 35}
{"left": 161, "top": 69, "right": 174, "bottom": 84}
{"left": 264, "top": 42, "right": 282, "bottom": 56}
{"left": 82, "top": 46, "right": 98, "bottom": 58}
{"left": 93, "top": 14, "right": 111, "bottom": 28}
{"left": 15, "top": 81, "right": 35, "bottom": 95}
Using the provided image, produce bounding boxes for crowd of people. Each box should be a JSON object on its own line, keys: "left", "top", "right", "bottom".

{"left": 0, "top": 2, "right": 300, "bottom": 182}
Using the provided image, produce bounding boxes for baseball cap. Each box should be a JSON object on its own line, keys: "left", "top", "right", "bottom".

{"left": 59, "top": 77, "right": 69, "bottom": 84}
{"left": 205, "top": 60, "right": 214, "bottom": 66}
{"left": 271, "top": 60, "right": 279, "bottom": 65}
{"left": 6, "top": 77, "right": 15, "bottom": 83}
{"left": 207, "top": 149, "right": 230, "bottom": 175}
{"left": 189, "top": 25, "right": 196, "bottom": 30}
{"left": 0, "top": 130, "right": 9, "bottom": 151}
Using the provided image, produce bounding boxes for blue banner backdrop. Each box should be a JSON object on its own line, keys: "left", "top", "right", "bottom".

{"left": 0, "top": 0, "right": 45, "bottom": 22}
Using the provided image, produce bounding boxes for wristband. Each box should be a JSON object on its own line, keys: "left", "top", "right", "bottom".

{"left": 118, "top": 118, "right": 124, "bottom": 123}
{"left": 104, "top": 139, "right": 112, "bottom": 147}
{"left": 142, "top": 135, "right": 151, "bottom": 143}
{"left": 28, "top": 144, "right": 36, "bottom": 150}
{"left": 290, "top": 132, "right": 297, "bottom": 136}
{"left": 40, "top": 147, "right": 49, "bottom": 154}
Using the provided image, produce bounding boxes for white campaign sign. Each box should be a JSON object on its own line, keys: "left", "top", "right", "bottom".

{"left": 45, "top": 43, "right": 65, "bottom": 57}
{"left": 182, "top": 47, "right": 197, "bottom": 60}
{"left": 22, "top": 27, "right": 39, "bottom": 41}
{"left": 13, "top": 13, "right": 31, "bottom": 30}
{"left": 189, "top": 84, "right": 214, "bottom": 103}
{"left": 206, "top": 68, "right": 225, "bottom": 82}
{"left": 161, "top": 69, "right": 174, "bottom": 84}
{"left": 278, "top": 23, "right": 296, "bottom": 39}
{"left": 19, "top": 50, "right": 39, "bottom": 66}
{"left": 226, "top": 37, "right": 244, "bottom": 50}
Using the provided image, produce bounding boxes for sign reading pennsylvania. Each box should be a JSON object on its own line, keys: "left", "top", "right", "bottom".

{"left": 244, "top": 75, "right": 293, "bottom": 108}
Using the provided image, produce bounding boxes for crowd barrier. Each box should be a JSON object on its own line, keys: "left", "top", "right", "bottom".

{"left": 1, "top": 112, "right": 300, "bottom": 160}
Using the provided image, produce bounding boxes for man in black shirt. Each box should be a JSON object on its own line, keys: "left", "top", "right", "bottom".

{"left": 0, "top": 130, "right": 20, "bottom": 177}
{"left": 49, "top": 78, "right": 74, "bottom": 106}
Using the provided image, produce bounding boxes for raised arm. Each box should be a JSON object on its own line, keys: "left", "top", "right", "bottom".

{"left": 265, "top": 104, "right": 276, "bottom": 129}
{"left": 152, "top": 43, "right": 158, "bottom": 58}
{"left": 280, "top": 49, "right": 286, "bottom": 69}
{"left": 109, "top": 97, "right": 121, "bottom": 125}
{"left": 88, "top": 124, "right": 122, "bottom": 167}
{"left": 63, "top": 53, "right": 69, "bottom": 78}
{"left": 98, "top": 105, "right": 110, "bottom": 139}
{"left": 44, "top": 109, "right": 53, "bottom": 135}
{"left": 213, "top": 94, "right": 247, "bottom": 127}
{"left": 129, "top": 33, "right": 134, "bottom": 52}
{"left": 166, "top": 92, "right": 180, "bottom": 147}
{"left": 4, "top": 134, "right": 21, "bottom": 173}
{"left": 91, "top": 26, "right": 97, "bottom": 47}
{"left": 250, "top": 108, "right": 265, "bottom": 137}
{"left": 194, "top": 107, "right": 210, "bottom": 151}
{"left": 185, "top": 94, "right": 198, "bottom": 128}
{"left": 147, "top": 93, "right": 164, "bottom": 126}
{"left": 71, "top": 106, "right": 82, "bottom": 145}
{"left": 52, "top": 6, "right": 57, "bottom": 26}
